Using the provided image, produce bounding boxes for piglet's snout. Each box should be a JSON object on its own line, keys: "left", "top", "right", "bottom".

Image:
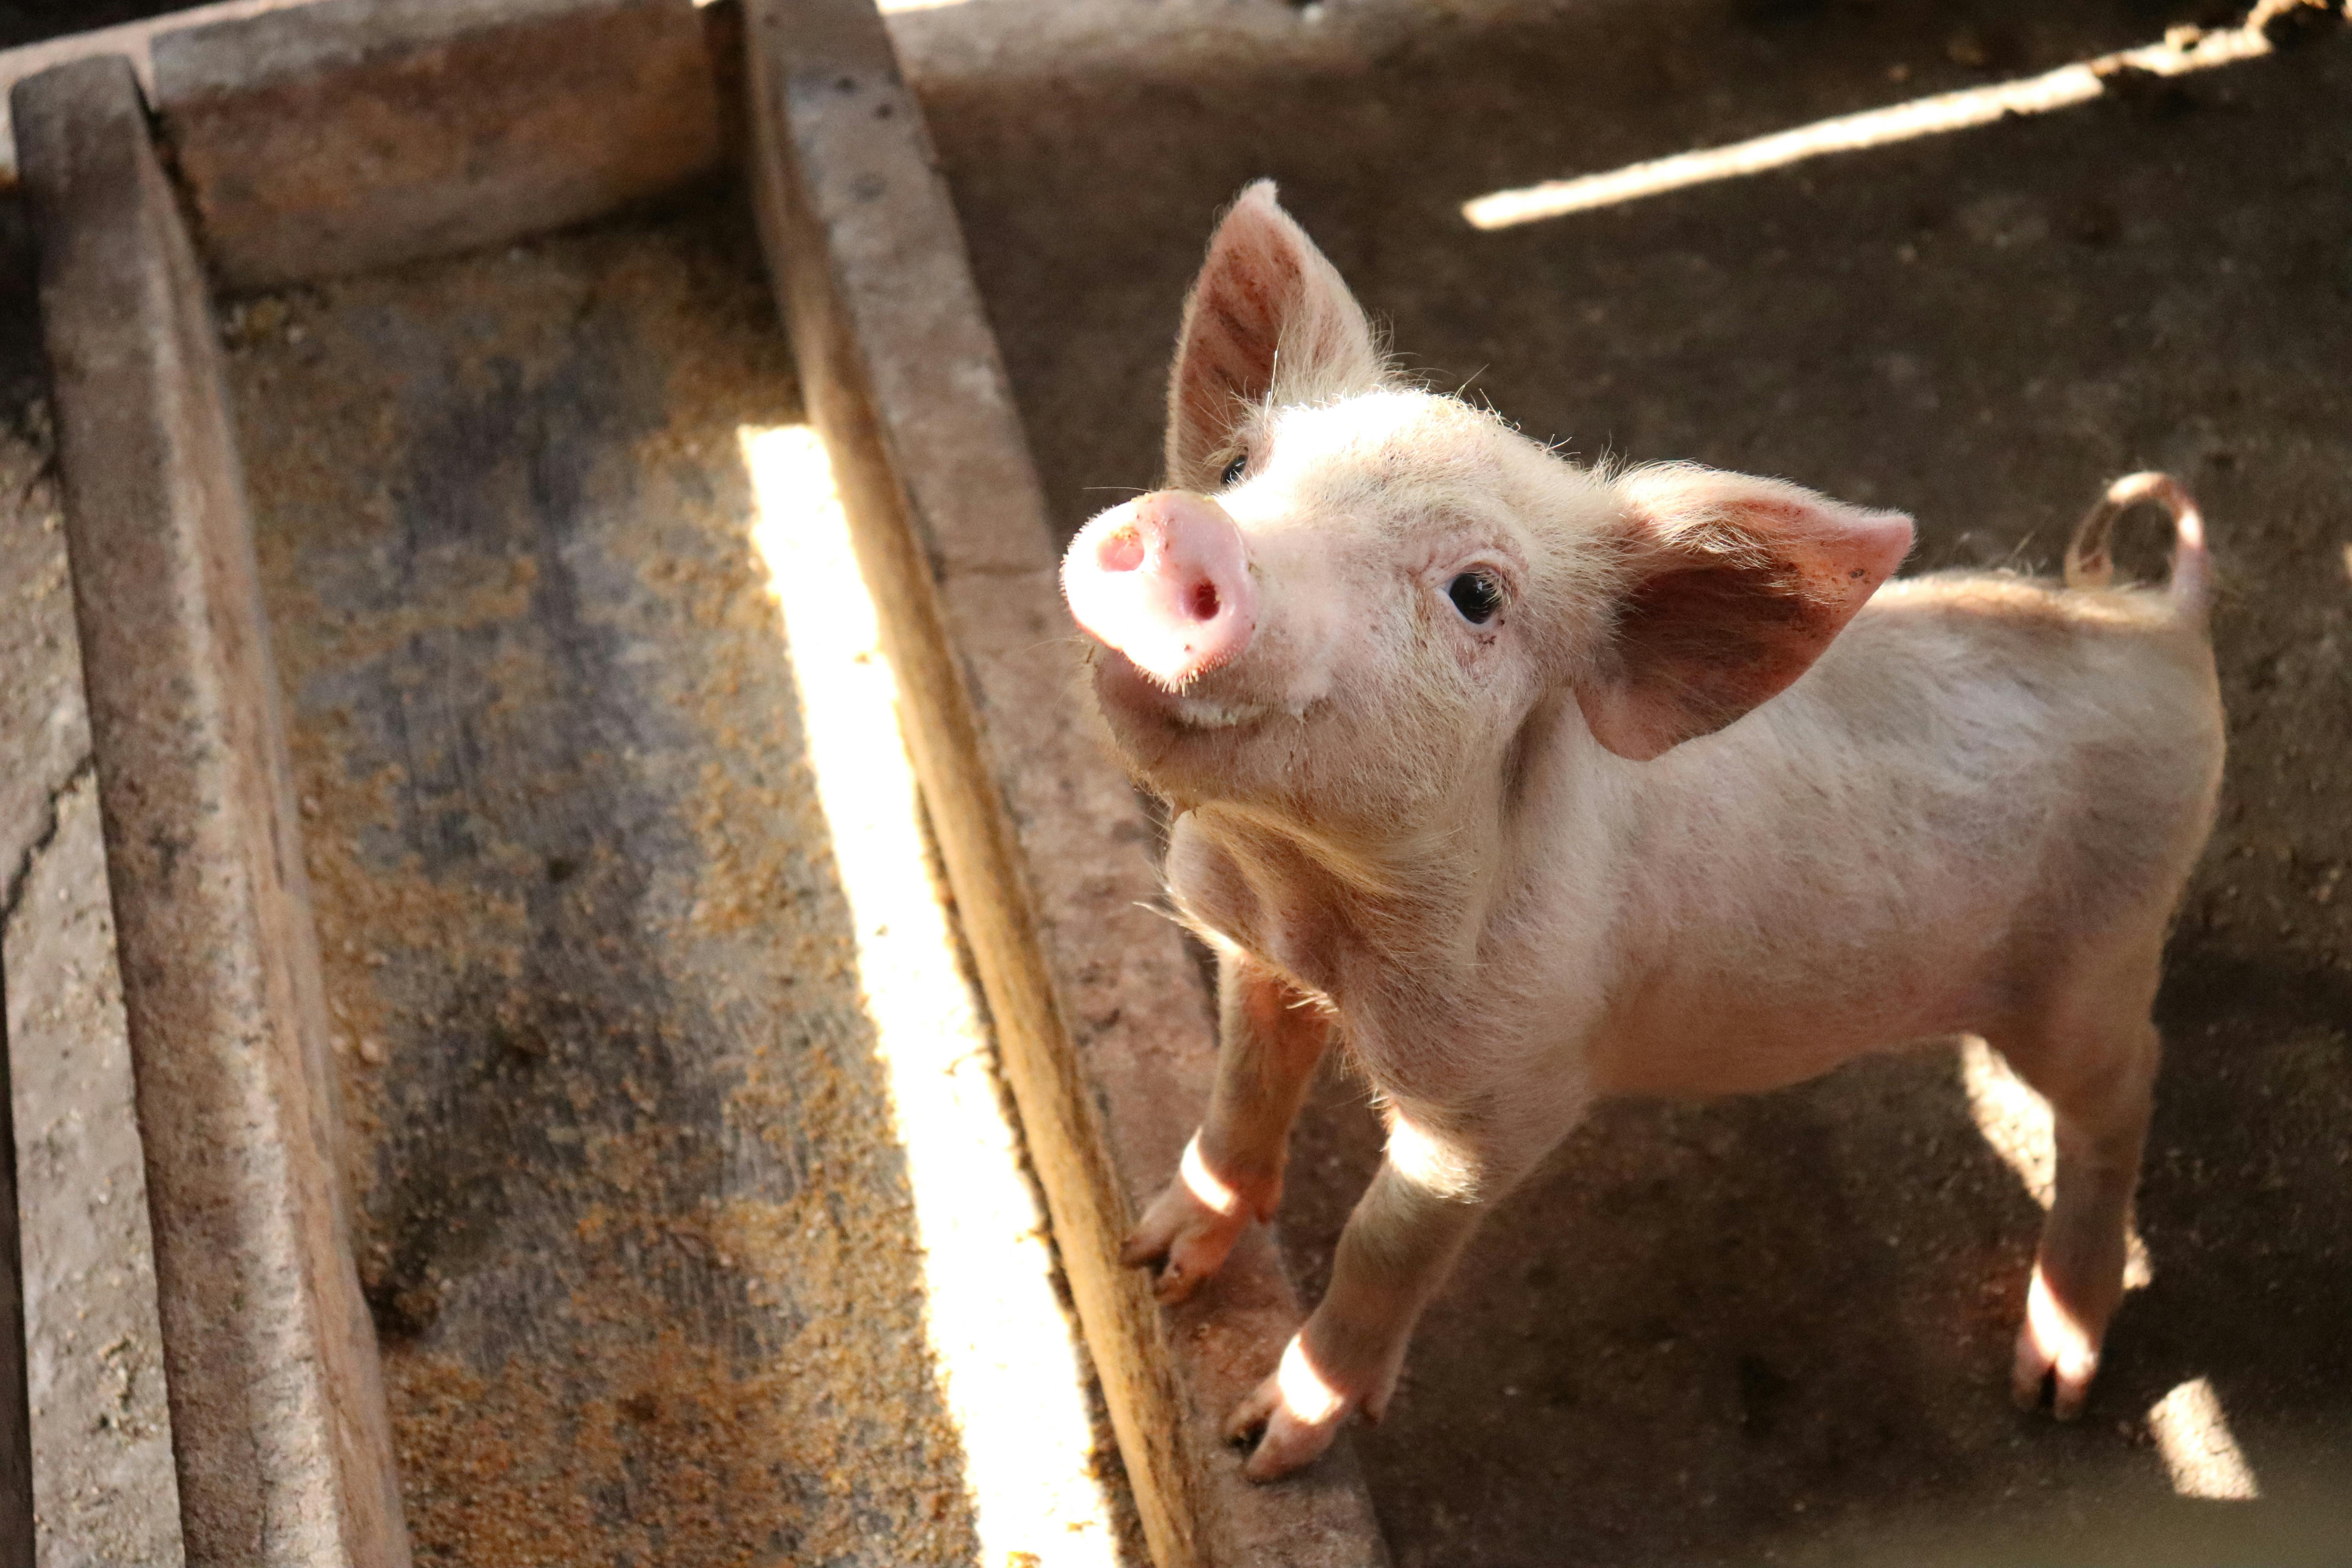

{"left": 1063, "top": 492, "right": 1257, "bottom": 688}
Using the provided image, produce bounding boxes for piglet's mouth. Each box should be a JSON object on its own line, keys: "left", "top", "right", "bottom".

{"left": 1089, "top": 646, "right": 1276, "bottom": 733}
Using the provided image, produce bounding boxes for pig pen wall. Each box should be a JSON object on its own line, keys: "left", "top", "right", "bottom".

{"left": 883, "top": 1, "right": 2352, "bottom": 1564}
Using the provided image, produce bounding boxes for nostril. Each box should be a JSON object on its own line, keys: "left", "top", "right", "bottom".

{"left": 1062, "top": 492, "right": 1255, "bottom": 685}
{"left": 1098, "top": 528, "right": 1145, "bottom": 573}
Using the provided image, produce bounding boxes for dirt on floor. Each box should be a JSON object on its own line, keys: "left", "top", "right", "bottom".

{"left": 887, "top": 0, "right": 2352, "bottom": 1563}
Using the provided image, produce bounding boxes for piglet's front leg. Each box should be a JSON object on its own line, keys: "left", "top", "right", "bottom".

{"left": 1122, "top": 953, "right": 1331, "bottom": 1302}
{"left": 1229, "top": 1134, "right": 1493, "bottom": 1482}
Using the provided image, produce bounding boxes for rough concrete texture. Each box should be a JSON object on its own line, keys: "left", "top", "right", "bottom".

{"left": 746, "top": 2, "right": 1384, "bottom": 1561}
{"left": 5, "top": 778, "right": 185, "bottom": 1568}
{"left": 866, "top": 0, "right": 2352, "bottom": 1563}
{"left": 0, "top": 191, "right": 184, "bottom": 1568}
{"left": 221, "top": 196, "right": 1143, "bottom": 1568}
{"left": 153, "top": 0, "right": 726, "bottom": 288}
{"left": 0, "top": 279, "right": 83, "bottom": 912}
{"left": 15, "top": 56, "right": 407, "bottom": 1568}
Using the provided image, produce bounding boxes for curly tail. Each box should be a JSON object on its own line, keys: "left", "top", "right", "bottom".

{"left": 2064, "top": 471, "right": 2209, "bottom": 622}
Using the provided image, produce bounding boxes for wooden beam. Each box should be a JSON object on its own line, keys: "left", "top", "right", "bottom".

{"left": 742, "top": 3, "right": 1390, "bottom": 1563}
{"left": 0, "top": 0, "right": 304, "bottom": 184}
{"left": 150, "top": 0, "right": 729, "bottom": 289}
{"left": 12, "top": 55, "right": 410, "bottom": 1568}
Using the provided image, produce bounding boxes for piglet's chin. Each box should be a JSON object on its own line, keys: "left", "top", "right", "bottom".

{"left": 1089, "top": 648, "right": 1275, "bottom": 734}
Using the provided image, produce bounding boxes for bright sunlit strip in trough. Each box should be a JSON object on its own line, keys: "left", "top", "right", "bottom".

{"left": 1463, "top": 22, "right": 2274, "bottom": 229}
{"left": 741, "top": 424, "right": 1123, "bottom": 1566}
{"left": 2149, "top": 1377, "right": 2263, "bottom": 1499}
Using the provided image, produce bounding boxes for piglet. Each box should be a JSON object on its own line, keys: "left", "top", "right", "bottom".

{"left": 1061, "top": 182, "right": 2223, "bottom": 1482}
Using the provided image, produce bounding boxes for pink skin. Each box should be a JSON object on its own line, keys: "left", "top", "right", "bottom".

{"left": 1069, "top": 181, "right": 2222, "bottom": 1483}
{"left": 1064, "top": 491, "right": 1257, "bottom": 690}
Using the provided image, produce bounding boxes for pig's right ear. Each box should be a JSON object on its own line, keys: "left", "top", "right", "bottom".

{"left": 1577, "top": 465, "right": 1914, "bottom": 761}
{"left": 1165, "top": 181, "right": 1384, "bottom": 490}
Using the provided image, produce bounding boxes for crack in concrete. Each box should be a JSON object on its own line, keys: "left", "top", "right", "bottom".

{"left": 1, "top": 755, "right": 96, "bottom": 942}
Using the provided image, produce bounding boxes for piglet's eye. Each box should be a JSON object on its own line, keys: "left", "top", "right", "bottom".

{"left": 1220, "top": 450, "right": 1248, "bottom": 488}
{"left": 1448, "top": 571, "right": 1504, "bottom": 625}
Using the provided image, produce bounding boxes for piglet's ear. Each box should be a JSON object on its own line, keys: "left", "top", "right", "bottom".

{"left": 1165, "top": 181, "right": 1384, "bottom": 490}
{"left": 1577, "top": 465, "right": 1913, "bottom": 761}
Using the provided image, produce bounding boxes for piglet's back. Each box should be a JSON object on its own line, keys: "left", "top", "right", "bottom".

{"left": 1591, "top": 564, "right": 2223, "bottom": 1090}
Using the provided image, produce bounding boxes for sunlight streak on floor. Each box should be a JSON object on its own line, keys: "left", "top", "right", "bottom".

{"left": 741, "top": 423, "right": 1125, "bottom": 1566}
{"left": 1462, "top": 22, "right": 2274, "bottom": 229}
{"left": 1958, "top": 1037, "right": 2152, "bottom": 1289}
{"left": 2149, "top": 1377, "right": 2263, "bottom": 1500}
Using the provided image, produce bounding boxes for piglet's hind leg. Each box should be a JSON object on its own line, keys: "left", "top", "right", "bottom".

{"left": 1991, "top": 956, "right": 2163, "bottom": 1420}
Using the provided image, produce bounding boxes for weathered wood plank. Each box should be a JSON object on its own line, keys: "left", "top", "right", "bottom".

{"left": 0, "top": 1, "right": 302, "bottom": 185}
{"left": 150, "top": 0, "right": 728, "bottom": 289}
{"left": 742, "top": 4, "right": 1390, "bottom": 1563}
{"left": 13, "top": 55, "right": 409, "bottom": 1568}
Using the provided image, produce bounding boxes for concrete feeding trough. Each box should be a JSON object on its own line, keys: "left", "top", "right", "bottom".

{"left": 4, "top": 0, "right": 2349, "bottom": 1565}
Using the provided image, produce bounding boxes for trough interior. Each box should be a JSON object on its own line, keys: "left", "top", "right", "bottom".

{"left": 223, "top": 195, "right": 1145, "bottom": 1566}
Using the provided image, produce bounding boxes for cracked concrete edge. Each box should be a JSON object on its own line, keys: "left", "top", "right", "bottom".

{"left": 0, "top": 408, "right": 87, "bottom": 918}
{"left": 0, "top": 759, "right": 89, "bottom": 959}
{"left": 745, "top": 3, "right": 1390, "bottom": 1564}
{"left": 13, "top": 55, "right": 408, "bottom": 1568}
{"left": 0, "top": 299, "right": 76, "bottom": 1568}
{"left": 149, "top": 0, "right": 731, "bottom": 289}
{"left": 5, "top": 768, "right": 187, "bottom": 1568}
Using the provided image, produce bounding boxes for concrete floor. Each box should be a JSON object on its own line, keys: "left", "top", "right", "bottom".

{"left": 888, "top": 0, "right": 2352, "bottom": 1563}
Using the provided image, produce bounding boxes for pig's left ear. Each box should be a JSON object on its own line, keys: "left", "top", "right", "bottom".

{"left": 1164, "top": 181, "right": 1385, "bottom": 490}
{"left": 1577, "top": 465, "right": 1913, "bottom": 761}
